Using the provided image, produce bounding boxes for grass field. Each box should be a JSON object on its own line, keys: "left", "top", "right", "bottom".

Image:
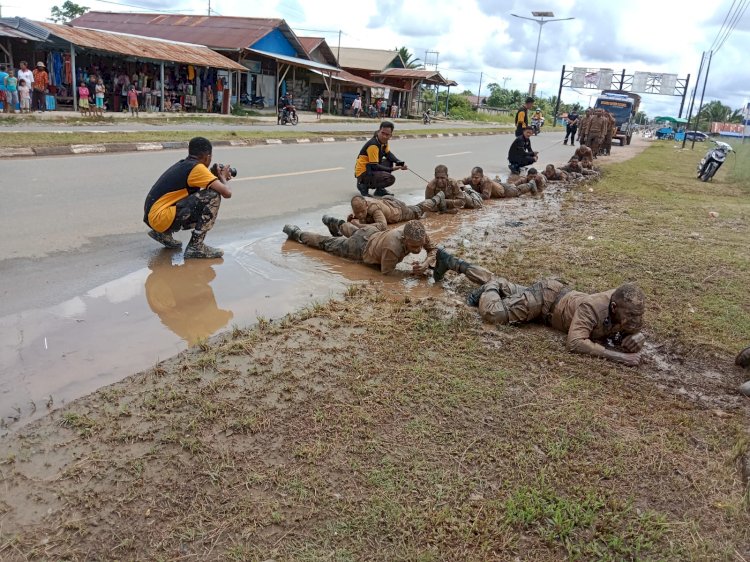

{"left": 0, "top": 141, "right": 748, "bottom": 561}
{"left": 0, "top": 126, "right": 510, "bottom": 148}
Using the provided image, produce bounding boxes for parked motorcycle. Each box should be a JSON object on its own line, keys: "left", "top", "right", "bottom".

{"left": 240, "top": 92, "right": 265, "bottom": 109}
{"left": 278, "top": 105, "right": 299, "bottom": 126}
{"left": 696, "top": 140, "right": 732, "bottom": 182}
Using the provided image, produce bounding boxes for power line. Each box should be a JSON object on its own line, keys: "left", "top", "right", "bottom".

{"left": 715, "top": 0, "right": 750, "bottom": 52}
{"left": 709, "top": 0, "right": 738, "bottom": 51}
{"left": 89, "top": 0, "right": 196, "bottom": 13}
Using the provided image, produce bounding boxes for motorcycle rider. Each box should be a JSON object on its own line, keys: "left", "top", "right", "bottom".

{"left": 278, "top": 91, "right": 296, "bottom": 124}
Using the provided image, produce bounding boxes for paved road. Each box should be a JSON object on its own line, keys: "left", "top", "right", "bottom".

{"left": 0, "top": 130, "right": 581, "bottom": 431}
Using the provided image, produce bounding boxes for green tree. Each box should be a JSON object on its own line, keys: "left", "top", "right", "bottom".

{"left": 397, "top": 46, "right": 422, "bottom": 69}
{"left": 728, "top": 108, "right": 745, "bottom": 123}
{"left": 50, "top": 1, "right": 89, "bottom": 23}
{"left": 697, "top": 100, "right": 732, "bottom": 124}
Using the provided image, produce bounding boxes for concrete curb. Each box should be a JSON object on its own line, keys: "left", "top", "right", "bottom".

{"left": 1, "top": 130, "right": 509, "bottom": 159}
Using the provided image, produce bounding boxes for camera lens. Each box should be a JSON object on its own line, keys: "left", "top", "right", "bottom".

{"left": 229, "top": 167, "right": 237, "bottom": 177}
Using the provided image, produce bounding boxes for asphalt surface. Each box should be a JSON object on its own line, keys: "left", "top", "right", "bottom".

{"left": 0, "top": 130, "right": 578, "bottom": 431}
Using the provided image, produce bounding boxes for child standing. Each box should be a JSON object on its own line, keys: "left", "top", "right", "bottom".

{"left": 18, "top": 78, "right": 30, "bottom": 113}
{"left": 78, "top": 82, "right": 90, "bottom": 116}
{"left": 315, "top": 94, "right": 323, "bottom": 120}
{"left": 127, "top": 84, "right": 139, "bottom": 117}
{"left": 94, "top": 78, "right": 105, "bottom": 116}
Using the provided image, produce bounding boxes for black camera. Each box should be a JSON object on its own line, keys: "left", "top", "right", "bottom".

{"left": 211, "top": 163, "right": 237, "bottom": 178}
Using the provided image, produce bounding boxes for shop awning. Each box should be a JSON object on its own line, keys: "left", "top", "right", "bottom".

{"left": 36, "top": 22, "right": 246, "bottom": 71}
{"left": 247, "top": 48, "right": 340, "bottom": 73}
{"left": 373, "top": 68, "right": 457, "bottom": 86}
{"left": 309, "top": 67, "right": 405, "bottom": 91}
{"left": 0, "top": 22, "right": 40, "bottom": 41}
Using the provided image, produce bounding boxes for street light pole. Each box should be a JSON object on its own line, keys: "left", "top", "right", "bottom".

{"left": 511, "top": 11, "right": 574, "bottom": 96}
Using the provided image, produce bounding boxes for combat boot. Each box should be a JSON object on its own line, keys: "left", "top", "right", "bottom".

{"left": 283, "top": 224, "right": 302, "bottom": 242}
{"left": 466, "top": 286, "right": 485, "bottom": 307}
{"left": 148, "top": 229, "right": 182, "bottom": 249}
{"left": 322, "top": 215, "right": 344, "bottom": 237}
{"left": 184, "top": 233, "right": 223, "bottom": 259}
{"left": 433, "top": 248, "right": 470, "bottom": 282}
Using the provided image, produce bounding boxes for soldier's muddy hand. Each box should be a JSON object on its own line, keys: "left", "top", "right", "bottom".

{"left": 412, "top": 260, "right": 429, "bottom": 275}
{"left": 621, "top": 352, "right": 642, "bottom": 367}
{"left": 621, "top": 333, "right": 646, "bottom": 353}
{"left": 347, "top": 213, "right": 355, "bottom": 222}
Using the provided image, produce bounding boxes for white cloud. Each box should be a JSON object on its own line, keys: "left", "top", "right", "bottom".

{"left": 16, "top": 0, "right": 750, "bottom": 116}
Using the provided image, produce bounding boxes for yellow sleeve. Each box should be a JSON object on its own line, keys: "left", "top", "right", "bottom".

{"left": 366, "top": 145, "right": 380, "bottom": 163}
{"left": 187, "top": 163, "right": 218, "bottom": 189}
{"left": 516, "top": 110, "right": 526, "bottom": 126}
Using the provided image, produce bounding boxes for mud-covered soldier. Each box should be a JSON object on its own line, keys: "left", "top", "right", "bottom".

{"left": 571, "top": 145, "right": 594, "bottom": 168}
{"left": 543, "top": 163, "right": 577, "bottom": 182}
{"left": 508, "top": 127, "right": 538, "bottom": 175}
{"left": 426, "top": 164, "right": 482, "bottom": 209}
{"left": 144, "top": 137, "right": 232, "bottom": 259}
{"left": 321, "top": 192, "right": 448, "bottom": 236}
{"left": 432, "top": 250, "right": 647, "bottom": 366}
{"left": 563, "top": 110, "right": 579, "bottom": 145}
{"left": 586, "top": 109, "right": 608, "bottom": 158}
{"left": 577, "top": 108, "right": 592, "bottom": 146}
{"left": 283, "top": 219, "right": 436, "bottom": 276}
{"left": 355, "top": 121, "right": 407, "bottom": 197}
{"left": 515, "top": 96, "right": 534, "bottom": 136}
{"left": 462, "top": 166, "right": 520, "bottom": 199}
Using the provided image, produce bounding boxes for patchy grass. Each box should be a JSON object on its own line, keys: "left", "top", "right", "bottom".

{"left": 0, "top": 141, "right": 747, "bottom": 560}
{"left": 0, "top": 126, "right": 509, "bottom": 148}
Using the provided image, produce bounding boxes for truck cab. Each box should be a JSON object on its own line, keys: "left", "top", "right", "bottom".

{"left": 594, "top": 91, "right": 641, "bottom": 146}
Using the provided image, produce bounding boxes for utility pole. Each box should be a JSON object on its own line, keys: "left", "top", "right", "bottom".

{"left": 207, "top": 0, "right": 210, "bottom": 15}
{"left": 682, "top": 51, "right": 706, "bottom": 149}
{"left": 690, "top": 50, "right": 713, "bottom": 150}
{"left": 336, "top": 30, "right": 341, "bottom": 64}
{"left": 476, "top": 71, "right": 483, "bottom": 109}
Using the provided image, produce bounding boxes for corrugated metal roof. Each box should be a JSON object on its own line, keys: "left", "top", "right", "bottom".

{"left": 248, "top": 48, "right": 339, "bottom": 72}
{"left": 71, "top": 11, "right": 306, "bottom": 55}
{"left": 336, "top": 47, "right": 403, "bottom": 71}
{"left": 298, "top": 36, "right": 338, "bottom": 67}
{"left": 37, "top": 22, "right": 246, "bottom": 70}
{"left": 0, "top": 23, "right": 41, "bottom": 41}
{"left": 374, "top": 68, "right": 457, "bottom": 86}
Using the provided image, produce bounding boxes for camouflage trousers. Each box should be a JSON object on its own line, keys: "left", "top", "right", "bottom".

{"left": 169, "top": 189, "right": 221, "bottom": 243}
{"left": 299, "top": 224, "right": 378, "bottom": 261}
{"left": 464, "top": 264, "right": 565, "bottom": 325}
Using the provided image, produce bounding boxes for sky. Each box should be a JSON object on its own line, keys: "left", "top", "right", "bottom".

{"left": 12, "top": 0, "right": 750, "bottom": 118}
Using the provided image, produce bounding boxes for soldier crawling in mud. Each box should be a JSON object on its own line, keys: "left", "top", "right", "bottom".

{"left": 572, "top": 145, "right": 594, "bottom": 169}
{"left": 543, "top": 164, "right": 574, "bottom": 182}
{"left": 461, "top": 166, "right": 538, "bottom": 199}
{"left": 506, "top": 167, "right": 547, "bottom": 193}
{"left": 321, "top": 192, "right": 448, "bottom": 237}
{"left": 431, "top": 249, "right": 647, "bottom": 366}
{"left": 283, "top": 219, "right": 435, "bottom": 275}
{"left": 561, "top": 159, "right": 599, "bottom": 177}
{"left": 426, "top": 164, "right": 483, "bottom": 210}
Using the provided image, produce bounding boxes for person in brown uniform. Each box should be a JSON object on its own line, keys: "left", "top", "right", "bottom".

{"left": 461, "top": 166, "right": 537, "bottom": 199}
{"left": 543, "top": 164, "right": 572, "bottom": 182}
{"left": 432, "top": 250, "right": 646, "bottom": 366}
{"left": 426, "top": 164, "right": 483, "bottom": 209}
{"left": 283, "top": 219, "right": 436, "bottom": 275}
{"left": 577, "top": 108, "right": 592, "bottom": 146}
{"left": 321, "top": 192, "right": 447, "bottom": 236}
{"left": 586, "top": 110, "right": 608, "bottom": 158}
{"left": 571, "top": 145, "right": 594, "bottom": 169}
{"left": 602, "top": 111, "right": 616, "bottom": 156}
{"left": 561, "top": 159, "right": 599, "bottom": 177}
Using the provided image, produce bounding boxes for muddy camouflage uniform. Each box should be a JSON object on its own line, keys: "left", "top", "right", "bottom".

{"left": 602, "top": 112, "right": 616, "bottom": 155}
{"left": 293, "top": 224, "right": 437, "bottom": 274}
{"left": 577, "top": 110, "right": 592, "bottom": 145}
{"left": 461, "top": 175, "right": 534, "bottom": 199}
{"left": 572, "top": 145, "right": 594, "bottom": 168}
{"left": 586, "top": 110, "right": 608, "bottom": 157}
{"left": 446, "top": 261, "right": 642, "bottom": 360}
{"left": 543, "top": 165, "right": 571, "bottom": 182}
{"left": 341, "top": 195, "right": 437, "bottom": 234}
{"left": 425, "top": 177, "right": 483, "bottom": 209}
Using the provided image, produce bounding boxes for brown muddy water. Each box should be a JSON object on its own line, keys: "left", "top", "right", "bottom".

{"left": 0, "top": 186, "right": 568, "bottom": 434}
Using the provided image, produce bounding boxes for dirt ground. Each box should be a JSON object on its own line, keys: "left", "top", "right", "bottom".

{"left": 1, "top": 137, "right": 749, "bottom": 561}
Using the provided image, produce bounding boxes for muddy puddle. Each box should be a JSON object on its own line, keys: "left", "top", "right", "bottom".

{"left": 0, "top": 184, "right": 565, "bottom": 434}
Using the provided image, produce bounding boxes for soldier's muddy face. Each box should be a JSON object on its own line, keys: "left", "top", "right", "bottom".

{"left": 470, "top": 172, "right": 483, "bottom": 186}
{"left": 404, "top": 238, "right": 425, "bottom": 254}
{"left": 610, "top": 300, "right": 644, "bottom": 335}
{"left": 434, "top": 171, "right": 449, "bottom": 189}
{"left": 351, "top": 199, "right": 368, "bottom": 221}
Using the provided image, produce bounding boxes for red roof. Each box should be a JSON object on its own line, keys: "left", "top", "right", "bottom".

{"left": 70, "top": 12, "right": 302, "bottom": 53}
{"left": 298, "top": 36, "right": 324, "bottom": 54}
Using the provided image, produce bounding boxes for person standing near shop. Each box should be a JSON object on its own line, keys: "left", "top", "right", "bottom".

{"left": 32, "top": 62, "right": 48, "bottom": 112}
{"left": 94, "top": 77, "right": 106, "bottom": 116}
{"left": 0, "top": 64, "right": 8, "bottom": 113}
{"left": 17, "top": 79, "right": 31, "bottom": 113}
{"left": 315, "top": 94, "right": 323, "bottom": 120}
{"left": 351, "top": 94, "right": 362, "bottom": 118}
{"left": 127, "top": 84, "right": 139, "bottom": 117}
{"left": 4, "top": 67, "right": 18, "bottom": 113}
{"left": 17, "top": 61, "right": 33, "bottom": 104}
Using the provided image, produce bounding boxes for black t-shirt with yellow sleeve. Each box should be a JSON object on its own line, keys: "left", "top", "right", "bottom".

{"left": 143, "top": 156, "right": 218, "bottom": 232}
{"left": 354, "top": 135, "right": 402, "bottom": 178}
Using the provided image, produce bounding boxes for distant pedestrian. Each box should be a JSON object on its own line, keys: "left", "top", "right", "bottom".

{"left": 315, "top": 94, "right": 323, "bottom": 120}
{"left": 17, "top": 61, "right": 33, "bottom": 100}
{"left": 351, "top": 94, "right": 362, "bottom": 118}
{"left": 127, "top": 84, "right": 139, "bottom": 117}
{"left": 78, "top": 82, "right": 90, "bottom": 116}
{"left": 0, "top": 64, "right": 8, "bottom": 113}
{"left": 32, "top": 61, "right": 48, "bottom": 112}
{"left": 95, "top": 78, "right": 106, "bottom": 116}
{"left": 4, "top": 68, "right": 18, "bottom": 113}
{"left": 18, "top": 78, "right": 31, "bottom": 113}
{"left": 564, "top": 110, "right": 579, "bottom": 145}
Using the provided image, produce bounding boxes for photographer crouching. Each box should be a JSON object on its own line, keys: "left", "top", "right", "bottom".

{"left": 143, "top": 136, "right": 235, "bottom": 259}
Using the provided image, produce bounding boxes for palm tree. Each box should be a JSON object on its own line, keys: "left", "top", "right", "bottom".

{"left": 397, "top": 46, "right": 422, "bottom": 69}
{"left": 697, "top": 100, "right": 732, "bottom": 124}
{"left": 729, "top": 108, "right": 745, "bottom": 123}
